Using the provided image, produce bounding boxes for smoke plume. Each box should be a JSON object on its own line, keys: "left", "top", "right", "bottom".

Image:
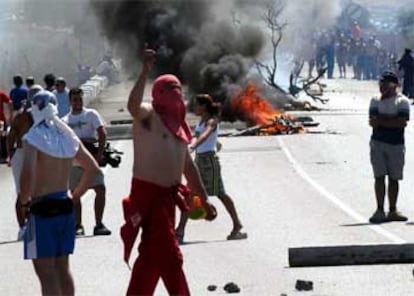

{"left": 282, "top": 0, "right": 340, "bottom": 57}
{"left": 90, "top": 1, "right": 340, "bottom": 105}
{"left": 0, "top": 0, "right": 342, "bottom": 118}
{"left": 90, "top": 0, "right": 265, "bottom": 109}
{"left": 0, "top": 0, "right": 104, "bottom": 89}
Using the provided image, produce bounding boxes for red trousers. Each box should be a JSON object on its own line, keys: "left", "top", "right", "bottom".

{"left": 125, "top": 178, "right": 190, "bottom": 296}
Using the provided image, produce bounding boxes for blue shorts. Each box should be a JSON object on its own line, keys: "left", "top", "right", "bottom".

{"left": 24, "top": 191, "right": 75, "bottom": 260}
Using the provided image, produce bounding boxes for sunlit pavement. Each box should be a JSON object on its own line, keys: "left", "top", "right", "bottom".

{"left": 2, "top": 78, "right": 414, "bottom": 295}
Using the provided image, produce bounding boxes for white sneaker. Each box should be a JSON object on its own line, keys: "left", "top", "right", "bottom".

{"left": 17, "top": 226, "right": 26, "bottom": 241}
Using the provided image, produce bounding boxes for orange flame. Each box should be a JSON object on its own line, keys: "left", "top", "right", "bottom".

{"left": 231, "top": 83, "right": 304, "bottom": 135}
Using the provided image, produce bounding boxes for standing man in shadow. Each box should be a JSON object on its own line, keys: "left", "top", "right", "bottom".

{"left": 368, "top": 71, "right": 410, "bottom": 223}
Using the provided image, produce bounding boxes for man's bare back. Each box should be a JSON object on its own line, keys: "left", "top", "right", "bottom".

{"left": 21, "top": 142, "right": 99, "bottom": 202}
{"left": 31, "top": 148, "right": 73, "bottom": 199}
{"left": 132, "top": 103, "right": 187, "bottom": 187}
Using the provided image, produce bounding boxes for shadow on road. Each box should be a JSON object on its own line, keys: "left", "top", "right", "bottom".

{"left": 180, "top": 239, "right": 228, "bottom": 246}
{"left": 0, "top": 239, "right": 19, "bottom": 246}
{"left": 75, "top": 235, "right": 112, "bottom": 240}
{"left": 340, "top": 222, "right": 390, "bottom": 227}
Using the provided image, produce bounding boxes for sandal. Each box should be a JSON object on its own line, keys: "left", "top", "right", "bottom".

{"left": 227, "top": 231, "right": 247, "bottom": 240}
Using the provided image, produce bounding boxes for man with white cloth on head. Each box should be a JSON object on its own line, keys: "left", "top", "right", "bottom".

{"left": 20, "top": 90, "right": 101, "bottom": 295}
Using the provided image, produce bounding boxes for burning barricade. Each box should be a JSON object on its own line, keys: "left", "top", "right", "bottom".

{"left": 228, "top": 83, "right": 318, "bottom": 137}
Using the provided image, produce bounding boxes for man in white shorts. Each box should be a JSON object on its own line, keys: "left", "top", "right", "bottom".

{"left": 368, "top": 71, "right": 410, "bottom": 223}
{"left": 62, "top": 87, "right": 111, "bottom": 236}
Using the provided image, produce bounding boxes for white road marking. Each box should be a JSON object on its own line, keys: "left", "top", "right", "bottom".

{"left": 277, "top": 137, "right": 406, "bottom": 244}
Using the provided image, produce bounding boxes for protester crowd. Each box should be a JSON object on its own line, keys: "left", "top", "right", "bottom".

{"left": 304, "top": 22, "right": 414, "bottom": 102}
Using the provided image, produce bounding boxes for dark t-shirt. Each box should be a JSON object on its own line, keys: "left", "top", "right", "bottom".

{"left": 9, "top": 86, "right": 28, "bottom": 111}
{"left": 369, "top": 94, "right": 410, "bottom": 145}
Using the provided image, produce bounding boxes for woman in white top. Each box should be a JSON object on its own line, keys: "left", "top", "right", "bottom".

{"left": 176, "top": 94, "right": 247, "bottom": 243}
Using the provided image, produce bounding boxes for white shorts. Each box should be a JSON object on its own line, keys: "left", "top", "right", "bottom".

{"left": 370, "top": 140, "right": 405, "bottom": 180}
{"left": 11, "top": 148, "right": 24, "bottom": 193}
{"left": 69, "top": 166, "right": 105, "bottom": 191}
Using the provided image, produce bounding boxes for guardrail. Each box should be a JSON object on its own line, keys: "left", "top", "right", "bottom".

{"left": 80, "top": 75, "right": 109, "bottom": 106}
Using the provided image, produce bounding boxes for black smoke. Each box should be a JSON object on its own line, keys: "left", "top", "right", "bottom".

{"left": 90, "top": 1, "right": 214, "bottom": 77}
{"left": 89, "top": 0, "right": 265, "bottom": 118}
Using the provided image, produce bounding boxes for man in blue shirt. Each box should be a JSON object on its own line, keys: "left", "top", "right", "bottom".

{"left": 53, "top": 77, "right": 71, "bottom": 118}
{"left": 368, "top": 71, "right": 410, "bottom": 223}
{"left": 9, "top": 75, "right": 28, "bottom": 113}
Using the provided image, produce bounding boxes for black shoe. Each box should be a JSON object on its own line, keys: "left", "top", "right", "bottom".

{"left": 75, "top": 224, "right": 85, "bottom": 236}
{"left": 93, "top": 223, "right": 111, "bottom": 236}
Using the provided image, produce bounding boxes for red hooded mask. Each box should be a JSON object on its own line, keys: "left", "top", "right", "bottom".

{"left": 152, "top": 74, "right": 192, "bottom": 144}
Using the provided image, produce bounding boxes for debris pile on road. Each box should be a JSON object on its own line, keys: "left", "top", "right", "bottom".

{"left": 229, "top": 83, "right": 318, "bottom": 136}
{"left": 289, "top": 67, "right": 329, "bottom": 106}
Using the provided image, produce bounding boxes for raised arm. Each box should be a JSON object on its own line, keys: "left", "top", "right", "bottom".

{"left": 127, "top": 49, "right": 156, "bottom": 118}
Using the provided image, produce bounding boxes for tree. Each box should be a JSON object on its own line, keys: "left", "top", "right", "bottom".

{"left": 255, "top": 0, "right": 287, "bottom": 94}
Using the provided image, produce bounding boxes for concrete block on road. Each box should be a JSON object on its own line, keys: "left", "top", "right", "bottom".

{"left": 289, "top": 243, "right": 414, "bottom": 267}
{"left": 90, "top": 75, "right": 108, "bottom": 89}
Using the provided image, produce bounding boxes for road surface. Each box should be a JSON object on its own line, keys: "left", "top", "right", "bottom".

{"left": 1, "top": 78, "right": 414, "bottom": 295}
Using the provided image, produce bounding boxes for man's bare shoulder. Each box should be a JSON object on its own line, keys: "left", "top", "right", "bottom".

{"left": 133, "top": 102, "right": 153, "bottom": 122}
{"left": 140, "top": 102, "right": 153, "bottom": 112}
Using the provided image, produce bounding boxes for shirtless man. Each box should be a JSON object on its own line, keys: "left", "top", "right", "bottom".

{"left": 7, "top": 85, "right": 42, "bottom": 240}
{"left": 20, "top": 90, "right": 100, "bottom": 295}
{"left": 121, "top": 49, "right": 216, "bottom": 296}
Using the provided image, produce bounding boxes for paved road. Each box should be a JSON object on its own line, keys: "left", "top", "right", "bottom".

{"left": 2, "top": 78, "right": 414, "bottom": 295}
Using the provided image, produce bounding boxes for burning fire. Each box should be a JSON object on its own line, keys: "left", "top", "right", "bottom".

{"left": 231, "top": 83, "right": 304, "bottom": 135}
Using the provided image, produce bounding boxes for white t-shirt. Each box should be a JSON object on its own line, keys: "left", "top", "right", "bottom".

{"left": 62, "top": 108, "right": 105, "bottom": 139}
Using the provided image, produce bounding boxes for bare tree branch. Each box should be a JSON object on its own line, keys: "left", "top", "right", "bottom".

{"left": 254, "top": 0, "right": 288, "bottom": 94}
